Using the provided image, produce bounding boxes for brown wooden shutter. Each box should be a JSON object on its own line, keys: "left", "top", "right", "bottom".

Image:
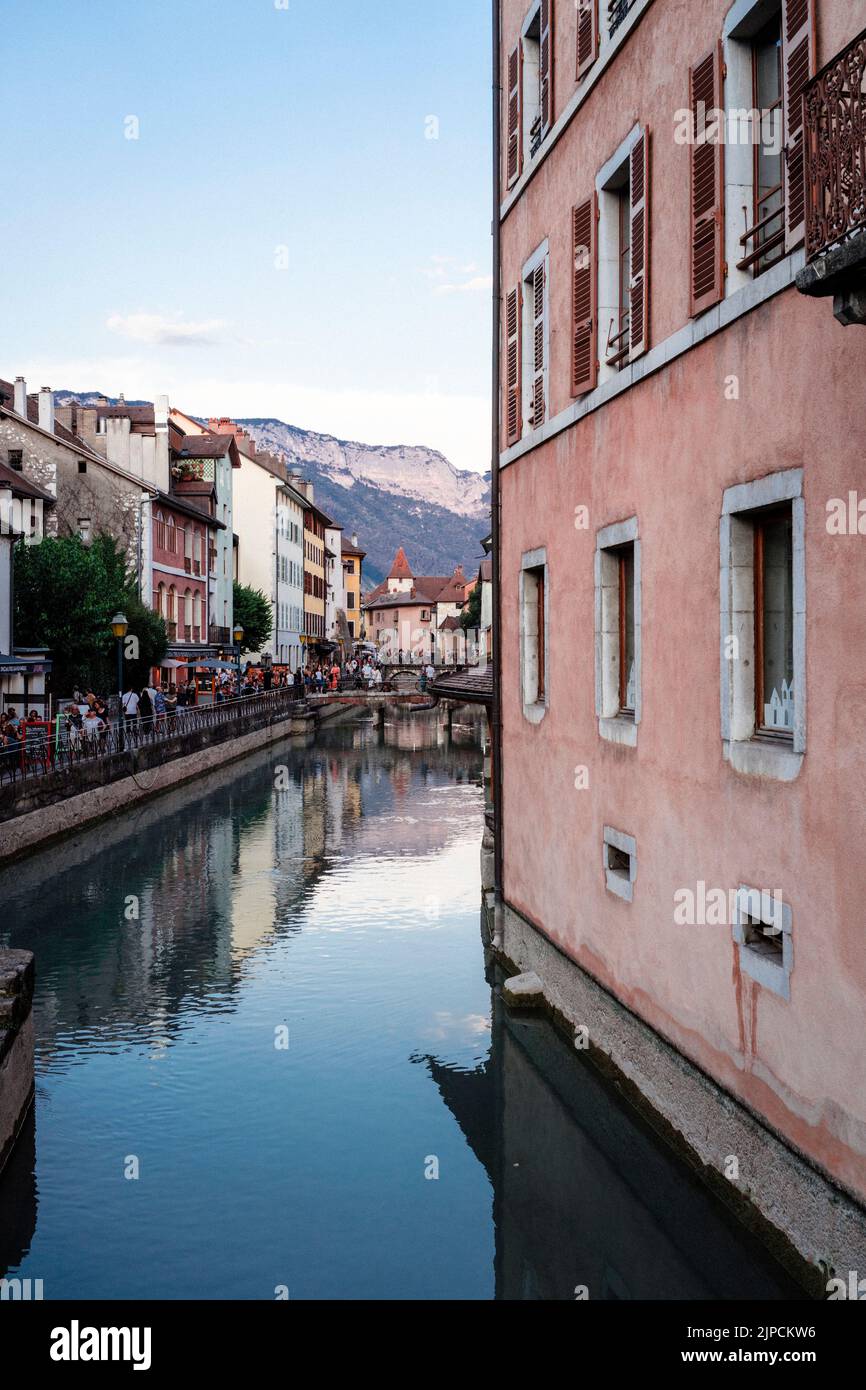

{"left": 505, "top": 287, "right": 522, "bottom": 446}
{"left": 629, "top": 130, "right": 650, "bottom": 360}
{"left": 782, "top": 0, "right": 816, "bottom": 251}
{"left": 506, "top": 43, "right": 522, "bottom": 189}
{"left": 540, "top": 0, "right": 553, "bottom": 136}
{"left": 531, "top": 264, "right": 546, "bottom": 428}
{"left": 572, "top": 193, "right": 598, "bottom": 396}
{"left": 576, "top": 0, "right": 599, "bottom": 80}
{"left": 689, "top": 44, "right": 725, "bottom": 317}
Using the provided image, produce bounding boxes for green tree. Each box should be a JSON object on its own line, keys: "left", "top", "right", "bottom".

{"left": 232, "top": 583, "right": 272, "bottom": 654}
{"left": 460, "top": 581, "right": 482, "bottom": 632}
{"left": 13, "top": 533, "right": 166, "bottom": 695}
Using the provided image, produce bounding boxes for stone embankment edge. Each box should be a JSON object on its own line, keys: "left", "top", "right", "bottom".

{"left": 482, "top": 895, "right": 866, "bottom": 1295}
{"left": 0, "top": 716, "right": 315, "bottom": 869}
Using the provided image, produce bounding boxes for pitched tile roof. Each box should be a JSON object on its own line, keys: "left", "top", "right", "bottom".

{"left": 388, "top": 546, "right": 413, "bottom": 580}
{"left": 429, "top": 665, "right": 493, "bottom": 705}
{"left": 0, "top": 461, "right": 55, "bottom": 503}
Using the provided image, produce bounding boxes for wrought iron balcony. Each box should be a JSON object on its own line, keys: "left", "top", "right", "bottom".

{"left": 797, "top": 26, "right": 866, "bottom": 324}
{"left": 804, "top": 27, "right": 866, "bottom": 262}
{"left": 209, "top": 626, "right": 231, "bottom": 646}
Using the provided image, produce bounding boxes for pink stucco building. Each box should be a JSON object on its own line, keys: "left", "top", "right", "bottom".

{"left": 492, "top": 0, "right": 866, "bottom": 1280}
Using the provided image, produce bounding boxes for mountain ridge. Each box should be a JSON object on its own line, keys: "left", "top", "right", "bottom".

{"left": 55, "top": 392, "right": 491, "bottom": 589}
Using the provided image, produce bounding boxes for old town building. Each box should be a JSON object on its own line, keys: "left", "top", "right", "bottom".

{"left": 492, "top": 0, "right": 866, "bottom": 1270}
{"left": 341, "top": 534, "right": 366, "bottom": 642}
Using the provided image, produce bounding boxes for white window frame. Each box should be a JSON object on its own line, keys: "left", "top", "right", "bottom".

{"left": 520, "top": 547, "right": 548, "bottom": 724}
{"left": 722, "top": 0, "right": 786, "bottom": 298}
{"left": 604, "top": 825, "right": 637, "bottom": 903}
{"left": 520, "top": 3, "right": 543, "bottom": 162}
{"left": 596, "top": 125, "right": 643, "bottom": 386}
{"left": 720, "top": 467, "right": 804, "bottom": 781}
{"left": 732, "top": 885, "right": 793, "bottom": 999}
{"left": 521, "top": 240, "right": 550, "bottom": 435}
{"left": 595, "top": 517, "right": 641, "bottom": 746}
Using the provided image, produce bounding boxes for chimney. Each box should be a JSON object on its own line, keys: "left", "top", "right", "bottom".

{"left": 97, "top": 395, "right": 109, "bottom": 407}
{"left": 118, "top": 392, "right": 126, "bottom": 405}
{"left": 38, "top": 387, "right": 55, "bottom": 435}
{"left": 153, "top": 393, "right": 170, "bottom": 491}
{"left": 352, "top": 533, "right": 358, "bottom": 548}
{"left": 13, "top": 377, "right": 27, "bottom": 417}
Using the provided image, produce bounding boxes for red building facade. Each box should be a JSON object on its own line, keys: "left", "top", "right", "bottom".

{"left": 493, "top": 0, "right": 866, "bottom": 1276}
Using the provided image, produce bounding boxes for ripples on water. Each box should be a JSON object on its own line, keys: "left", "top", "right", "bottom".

{"left": 0, "top": 711, "right": 805, "bottom": 1299}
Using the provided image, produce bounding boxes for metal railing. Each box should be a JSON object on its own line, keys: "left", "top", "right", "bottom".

{"left": 737, "top": 185, "right": 786, "bottom": 274}
{"left": 608, "top": 0, "right": 638, "bottom": 38}
{"left": 804, "top": 26, "right": 866, "bottom": 262}
{"left": 529, "top": 115, "right": 544, "bottom": 158}
{"left": 0, "top": 687, "right": 308, "bottom": 791}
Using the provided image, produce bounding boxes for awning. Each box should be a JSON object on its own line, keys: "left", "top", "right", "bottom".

{"left": 0, "top": 656, "right": 52, "bottom": 675}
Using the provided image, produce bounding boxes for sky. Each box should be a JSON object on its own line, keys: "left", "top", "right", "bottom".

{"left": 3, "top": 0, "right": 493, "bottom": 473}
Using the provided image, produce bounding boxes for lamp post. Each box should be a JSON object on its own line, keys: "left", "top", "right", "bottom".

{"left": 111, "top": 612, "right": 129, "bottom": 749}
{"left": 233, "top": 623, "right": 244, "bottom": 703}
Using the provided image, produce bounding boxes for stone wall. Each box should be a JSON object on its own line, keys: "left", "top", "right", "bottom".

{"left": 0, "top": 951, "right": 34, "bottom": 1180}
{"left": 0, "top": 414, "right": 141, "bottom": 552}
{"left": 0, "top": 708, "right": 315, "bottom": 865}
{"left": 489, "top": 897, "right": 866, "bottom": 1291}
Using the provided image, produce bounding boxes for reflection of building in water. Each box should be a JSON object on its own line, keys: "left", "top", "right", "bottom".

{"left": 0, "top": 715, "right": 484, "bottom": 1067}
{"left": 0, "top": 1108, "right": 36, "bottom": 1281}
{"left": 422, "top": 962, "right": 803, "bottom": 1301}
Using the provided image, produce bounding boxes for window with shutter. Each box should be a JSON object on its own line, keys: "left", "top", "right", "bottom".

{"left": 505, "top": 287, "right": 522, "bottom": 447}
{"left": 506, "top": 43, "right": 522, "bottom": 189}
{"left": 629, "top": 131, "right": 650, "bottom": 360}
{"left": 572, "top": 194, "right": 598, "bottom": 396}
{"left": 577, "top": 0, "right": 599, "bottom": 80}
{"left": 540, "top": 0, "right": 553, "bottom": 136}
{"left": 782, "top": 0, "right": 815, "bottom": 251}
{"left": 689, "top": 46, "right": 725, "bottom": 316}
{"left": 531, "top": 262, "right": 546, "bottom": 428}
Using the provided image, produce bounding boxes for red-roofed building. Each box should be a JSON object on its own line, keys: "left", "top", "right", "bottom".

{"left": 362, "top": 547, "right": 471, "bottom": 662}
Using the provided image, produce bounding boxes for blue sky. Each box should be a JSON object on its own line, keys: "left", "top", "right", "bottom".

{"left": 4, "top": 0, "right": 492, "bottom": 472}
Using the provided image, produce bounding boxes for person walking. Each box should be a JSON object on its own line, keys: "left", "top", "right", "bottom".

{"left": 138, "top": 685, "right": 153, "bottom": 728}
{"left": 121, "top": 685, "right": 140, "bottom": 729}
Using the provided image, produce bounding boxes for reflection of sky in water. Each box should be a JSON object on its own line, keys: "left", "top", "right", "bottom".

{"left": 0, "top": 716, "right": 495, "bottom": 1300}
{"left": 0, "top": 711, "right": 805, "bottom": 1302}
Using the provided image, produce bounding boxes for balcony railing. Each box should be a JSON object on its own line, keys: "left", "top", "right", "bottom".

{"left": 529, "top": 115, "right": 544, "bottom": 158}
{"left": 209, "top": 626, "right": 231, "bottom": 646}
{"left": 608, "top": 0, "right": 638, "bottom": 38}
{"left": 605, "top": 311, "right": 630, "bottom": 369}
{"left": 804, "top": 26, "right": 866, "bottom": 262}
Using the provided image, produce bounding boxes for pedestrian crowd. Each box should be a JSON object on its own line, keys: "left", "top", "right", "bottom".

{"left": 1, "top": 647, "right": 438, "bottom": 777}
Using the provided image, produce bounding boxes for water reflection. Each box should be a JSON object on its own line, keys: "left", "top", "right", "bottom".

{"left": 0, "top": 708, "right": 805, "bottom": 1299}
{"left": 420, "top": 963, "right": 805, "bottom": 1299}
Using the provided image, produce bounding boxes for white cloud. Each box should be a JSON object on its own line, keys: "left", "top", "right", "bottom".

{"left": 17, "top": 354, "right": 492, "bottom": 474}
{"left": 106, "top": 312, "right": 226, "bottom": 346}
{"left": 421, "top": 255, "right": 492, "bottom": 296}
{"left": 434, "top": 276, "right": 493, "bottom": 296}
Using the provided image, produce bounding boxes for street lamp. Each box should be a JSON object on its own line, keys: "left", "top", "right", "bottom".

{"left": 233, "top": 623, "right": 244, "bottom": 702}
{"left": 111, "top": 612, "right": 128, "bottom": 748}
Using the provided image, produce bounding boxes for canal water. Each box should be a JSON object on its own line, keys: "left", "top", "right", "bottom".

{"left": 0, "top": 711, "right": 805, "bottom": 1300}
